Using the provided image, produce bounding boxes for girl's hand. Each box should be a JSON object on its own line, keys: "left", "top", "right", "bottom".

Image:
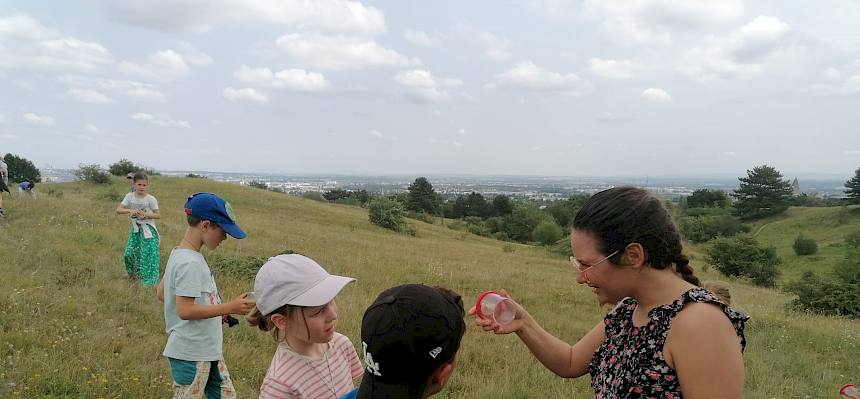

{"left": 468, "top": 289, "right": 529, "bottom": 335}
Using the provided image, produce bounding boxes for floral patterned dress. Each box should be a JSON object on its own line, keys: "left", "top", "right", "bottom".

{"left": 588, "top": 287, "right": 749, "bottom": 398}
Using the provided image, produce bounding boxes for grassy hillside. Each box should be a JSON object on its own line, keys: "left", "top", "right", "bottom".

{"left": 1, "top": 177, "right": 858, "bottom": 398}
{"left": 737, "top": 206, "right": 860, "bottom": 283}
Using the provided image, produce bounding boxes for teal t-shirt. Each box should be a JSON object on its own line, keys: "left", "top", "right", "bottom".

{"left": 162, "top": 248, "right": 223, "bottom": 361}
{"left": 340, "top": 389, "right": 357, "bottom": 399}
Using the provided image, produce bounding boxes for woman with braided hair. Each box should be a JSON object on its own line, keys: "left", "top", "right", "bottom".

{"left": 471, "top": 186, "right": 749, "bottom": 398}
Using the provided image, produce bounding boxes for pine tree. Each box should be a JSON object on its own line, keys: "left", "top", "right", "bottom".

{"left": 406, "top": 177, "right": 438, "bottom": 214}
{"left": 731, "top": 165, "right": 793, "bottom": 220}
{"left": 845, "top": 166, "right": 860, "bottom": 204}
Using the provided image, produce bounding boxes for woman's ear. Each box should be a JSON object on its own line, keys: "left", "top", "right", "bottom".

{"left": 624, "top": 243, "right": 646, "bottom": 269}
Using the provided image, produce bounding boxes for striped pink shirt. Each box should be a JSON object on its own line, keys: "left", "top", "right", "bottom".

{"left": 259, "top": 333, "right": 363, "bottom": 399}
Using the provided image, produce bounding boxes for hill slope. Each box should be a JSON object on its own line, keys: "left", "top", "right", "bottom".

{"left": 1, "top": 177, "right": 858, "bottom": 398}
{"left": 744, "top": 206, "right": 860, "bottom": 282}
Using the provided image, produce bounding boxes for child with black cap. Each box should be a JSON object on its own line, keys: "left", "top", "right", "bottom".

{"left": 156, "top": 192, "right": 256, "bottom": 399}
{"left": 341, "top": 284, "right": 466, "bottom": 399}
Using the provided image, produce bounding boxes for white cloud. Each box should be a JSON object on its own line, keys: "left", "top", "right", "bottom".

{"left": 589, "top": 58, "right": 641, "bottom": 79}
{"left": 824, "top": 67, "right": 841, "bottom": 80}
{"left": 679, "top": 16, "right": 791, "bottom": 81}
{"left": 223, "top": 87, "right": 269, "bottom": 103}
{"left": 131, "top": 112, "right": 190, "bottom": 128}
{"left": 490, "top": 62, "right": 593, "bottom": 95}
{"left": 276, "top": 32, "right": 418, "bottom": 70}
{"left": 843, "top": 150, "right": 860, "bottom": 155}
{"left": 22, "top": 112, "right": 55, "bottom": 126}
{"left": 175, "top": 42, "right": 214, "bottom": 65}
{"left": 0, "top": 114, "right": 5, "bottom": 123}
{"left": 369, "top": 129, "right": 384, "bottom": 139}
{"left": 583, "top": 0, "right": 746, "bottom": 45}
{"left": 76, "top": 134, "right": 95, "bottom": 141}
{"left": 404, "top": 29, "right": 440, "bottom": 47}
{"left": 131, "top": 112, "right": 154, "bottom": 121}
{"left": 453, "top": 21, "right": 512, "bottom": 62}
{"left": 234, "top": 65, "right": 329, "bottom": 91}
{"left": 641, "top": 88, "right": 672, "bottom": 103}
{"left": 119, "top": 49, "right": 199, "bottom": 81}
{"left": 83, "top": 124, "right": 100, "bottom": 133}
{"left": 65, "top": 88, "right": 114, "bottom": 104}
{"left": 0, "top": 133, "right": 18, "bottom": 140}
{"left": 0, "top": 14, "right": 113, "bottom": 72}
{"left": 394, "top": 69, "right": 463, "bottom": 103}
{"left": 96, "top": 0, "right": 386, "bottom": 36}
{"left": 596, "top": 111, "right": 631, "bottom": 122}
{"left": 60, "top": 76, "right": 166, "bottom": 102}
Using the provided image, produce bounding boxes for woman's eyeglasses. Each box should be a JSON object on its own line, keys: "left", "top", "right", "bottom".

{"left": 569, "top": 250, "right": 620, "bottom": 272}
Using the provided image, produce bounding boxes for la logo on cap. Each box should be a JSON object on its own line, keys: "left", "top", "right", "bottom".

{"left": 362, "top": 342, "right": 382, "bottom": 377}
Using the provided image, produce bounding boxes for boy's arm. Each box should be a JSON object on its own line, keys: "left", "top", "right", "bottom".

{"left": 156, "top": 277, "right": 165, "bottom": 302}
{"left": 175, "top": 293, "right": 255, "bottom": 320}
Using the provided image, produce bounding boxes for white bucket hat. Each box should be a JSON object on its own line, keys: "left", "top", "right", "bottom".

{"left": 254, "top": 254, "right": 355, "bottom": 315}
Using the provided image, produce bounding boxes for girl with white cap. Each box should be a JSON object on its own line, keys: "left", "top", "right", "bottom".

{"left": 247, "top": 254, "right": 361, "bottom": 399}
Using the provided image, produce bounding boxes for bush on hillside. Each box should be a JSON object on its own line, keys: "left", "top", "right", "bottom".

{"left": 2, "top": 153, "right": 41, "bottom": 183}
{"left": 533, "top": 219, "right": 563, "bottom": 245}
{"left": 369, "top": 197, "right": 404, "bottom": 231}
{"left": 706, "top": 234, "right": 781, "bottom": 287}
{"left": 73, "top": 164, "right": 111, "bottom": 184}
{"left": 185, "top": 173, "right": 207, "bottom": 179}
{"left": 680, "top": 215, "right": 750, "bottom": 243}
{"left": 786, "top": 255, "right": 860, "bottom": 317}
{"left": 209, "top": 250, "right": 296, "bottom": 281}
{"left": 408, "top": 211, "right": 437, "bottom": 224}
{"left": 107, "top": 158, "right": 159, "bottom": 176}
{"left": 846, "top": 230, "right": 860, "bottom": 249}
{"left": 248, "top": 180, "right": 268, "bottom": 189}
{"left": 301, "top": 191, "right": 325, "bottom": 201}
{"left": 792, "top": 234, "right": 818, "bottom": 256}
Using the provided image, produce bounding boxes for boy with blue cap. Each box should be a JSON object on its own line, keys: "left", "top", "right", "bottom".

{"left": 156, "top": 192, "right": 256, "bottom": 399}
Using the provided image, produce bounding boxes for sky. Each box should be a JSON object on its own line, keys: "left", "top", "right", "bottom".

{"left": 1, "top": 0, "right": 860, "bottom": 177}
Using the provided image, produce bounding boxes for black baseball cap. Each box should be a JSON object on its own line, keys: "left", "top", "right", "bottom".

{"left": 356, "top": 284, "right": 466, "bottom": 399}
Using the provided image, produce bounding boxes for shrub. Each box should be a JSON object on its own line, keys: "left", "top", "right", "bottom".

{"left": 301, "top": 191, "right": 325, "bottom": 202}
{"left": 368, "top": 197, "right": 404, "bottom": 231}
{"left": 209, "top": 250, "right": 295, "bottom": 281}
{"left": 792, "top": 234, "right": 818, "bottom": 256}
{"left": 2, "top": 153, "right": 41, "bottom": 183}
{"left": 248, "top": 180, "right": 268, "bottom": 190}
{"left": 533, "top": 219, "right": 563, "bottom": 245}
{"left": 786, "top": 256, "right": 860, "bottom": 317}
{"left": 706, "top": 234, "right": 781, "bottom": 287}
{"left": 185, "top": 173, "right": 206, "bottom": 179}
{"left": 408, "top": 211, "right": 437, "bottom": 224}
{"left": 107, "top": 158, "right": 158, "bottom": 176}
{"left": 73, "top": 164, "right": 111, "bottom": 184}
{"left": 846, "top": 230, "right": 860, "bottom": 249}
{"left": 680, "top": 215, "right": 750, "bottom": 243}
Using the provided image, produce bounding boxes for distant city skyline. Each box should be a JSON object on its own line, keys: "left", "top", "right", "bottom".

{"left": 2, "top": 1, "right": 860, "bottom": 176}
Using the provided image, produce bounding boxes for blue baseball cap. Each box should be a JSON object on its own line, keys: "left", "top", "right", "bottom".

{"left": 184, "top": 192, "right": 247, "bottom": 239}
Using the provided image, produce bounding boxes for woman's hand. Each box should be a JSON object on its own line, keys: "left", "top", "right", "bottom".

{"left": 467, "top": 289, "right": 530, "bottom": 334}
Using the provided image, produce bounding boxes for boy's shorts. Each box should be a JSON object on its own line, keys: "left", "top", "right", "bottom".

{"left": 168, "top": 358, "right": 236, "bottom": 399}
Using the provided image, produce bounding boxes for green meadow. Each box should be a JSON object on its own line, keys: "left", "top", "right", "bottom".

{"left": 1, "top": 177, "right": 858, "bottom": 398}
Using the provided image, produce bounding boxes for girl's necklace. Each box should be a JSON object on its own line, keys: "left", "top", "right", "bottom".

{"left": 303, "top": 350, "right": 338, "bottom": 398}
